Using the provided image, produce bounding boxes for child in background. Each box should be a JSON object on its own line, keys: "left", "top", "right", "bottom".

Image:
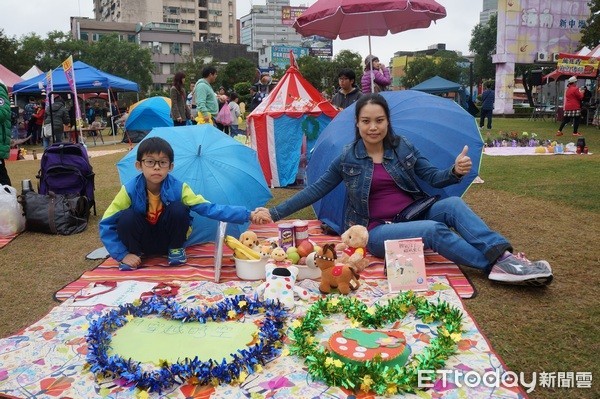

{"left": 99, "top": 137, "right": 268, "bottom": 270}
{"left": 228, "top": 92, "right": 241, "bottom": 137}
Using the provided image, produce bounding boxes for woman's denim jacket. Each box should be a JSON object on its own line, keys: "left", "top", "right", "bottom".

{"left": 270, "top": 136, "right": 461, "bottom": 231}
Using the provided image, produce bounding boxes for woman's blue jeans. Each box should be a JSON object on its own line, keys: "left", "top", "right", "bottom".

{"left": 367, "top": 197, "right": 511, "bottom": 271}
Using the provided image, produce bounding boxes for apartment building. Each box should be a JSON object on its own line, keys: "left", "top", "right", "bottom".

{"left": 92, "top": 0, "right": 236, "bottom": 44}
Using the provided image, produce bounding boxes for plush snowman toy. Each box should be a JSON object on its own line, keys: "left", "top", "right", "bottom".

{"left": 255, "top": 264, "right": 310, "bottom": 309}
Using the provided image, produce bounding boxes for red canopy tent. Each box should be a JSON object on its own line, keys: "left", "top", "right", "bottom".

{"left": 0, "top": 64, "right": 23, "bottom": 92}
{"left": 543, "top": 51, "right": 600, "bottom": 83}
{"left": 247, "top": 52, "right": 339, "bottom": 187}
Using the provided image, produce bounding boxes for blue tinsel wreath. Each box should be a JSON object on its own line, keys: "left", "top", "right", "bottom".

{"left": 86, "top": 294, "right": 288, "bottom": 393}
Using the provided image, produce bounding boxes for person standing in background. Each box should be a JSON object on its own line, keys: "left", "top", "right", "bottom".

{"left": 44, "top": 96, "right": 70, "bottom": 145}
{"left": 170, "top": 71, "right": 191, "bottom": 126}
{"left": 194, "top": 66, "right": 220, "bottom": 123}
{"left": 331, "top": 68, "right": 362, "bottom": 109}
{"left": 85, "top": 102, "right": 95, "bottom": 125}
{"left": 31, "top": 100, "right": 45, "bottom": 145}
{"left": 557, "top": 76, "right": 584, "bottom": 137}
{"left": 228, "top": 92, "right": 241, "bottom": 137}
{"left": 23, "top": 96, "right": 36, "bottom": 144}
{"left": 479, "top": 82, "right": 495, "bottom": 130}
{"left": 361, "top": 55, "right": 391, "bottom": 94}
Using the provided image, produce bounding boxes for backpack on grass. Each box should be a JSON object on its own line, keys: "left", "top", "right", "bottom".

{"left": 36, "top": 143, "right": 96, "bottom": 215}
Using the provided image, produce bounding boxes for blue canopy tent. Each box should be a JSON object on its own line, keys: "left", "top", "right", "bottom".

{"left": 411, "top": 75, "right": 468, "bottom": 111}
{"left": 11, "top": 61, "right": 139, "bottom": 95}
{"left": 12, "top": 61, "right": 139, "bottom": 140}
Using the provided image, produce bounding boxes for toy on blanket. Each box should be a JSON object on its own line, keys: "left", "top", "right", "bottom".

{"left": 225, "top": 235, "right": 261, "bottom": 260}
{"left": 310, "top": 243, "right": 360, "bottom": 294}
{"left": 255, "top": 264, "right": 310, "bottom": 309}
{"left": 335, "top": 225, "right": 369, "bottom": 272}
{"left": 267, "top": 246, "right": 292, "bottom": 267}
{"left": 239, "top": 230, "right": 260, "bottom": 251}
{"left": 259, "top": 241, "right": 278, "bottom": 258}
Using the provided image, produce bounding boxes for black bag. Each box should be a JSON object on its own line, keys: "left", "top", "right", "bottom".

{"left": 392, "top": 195, "right": 440, "bottom": 223}
{"left": 20, "top": 191, "right": 90, "bottom": 235}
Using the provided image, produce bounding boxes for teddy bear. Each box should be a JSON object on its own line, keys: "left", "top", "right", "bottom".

{"left": 255, "top": 264, "right": 310, "bottom": 309}
{"left": 239, "top": 230, "right": 260, "bottom": 251}
{"left": 335, "top": 225, "right": 369, "bottom": 272}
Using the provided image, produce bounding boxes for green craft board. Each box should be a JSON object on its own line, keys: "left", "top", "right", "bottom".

{"left": 108, "top": 316, "right": 259, "bottom": 364}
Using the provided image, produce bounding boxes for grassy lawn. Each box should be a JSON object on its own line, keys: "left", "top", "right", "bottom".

{"left": 2, "top": 117, "right": 599, "bottom": 398}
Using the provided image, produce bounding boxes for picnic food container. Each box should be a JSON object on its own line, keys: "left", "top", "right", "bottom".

{"left": 234, "top": 257, "right": 268, "bottom": 280}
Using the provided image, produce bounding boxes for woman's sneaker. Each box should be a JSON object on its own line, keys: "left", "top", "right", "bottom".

{"left": 168, "top": 248, "right": 187, "bottom": 266}
{"left": 488, "top": 253, "right": 553, "bottom": 286}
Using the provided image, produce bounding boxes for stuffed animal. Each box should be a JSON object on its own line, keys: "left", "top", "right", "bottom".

{"left": 311, "top": 243, "right": 360, "bottom": 295}
{"left": 255, "top": 264, "right": 310, "bottom": 309}
{"left": 268, "top": 247, "right": 291, "bottom": 267}
{"left": 259, "top": 241, "right": 277, "bottom": 259}
{"left": 239, "top": 230, "right": 260, "bottom": 250}
{"left": 335, "top": 225, "right": 369, "bottom": 272}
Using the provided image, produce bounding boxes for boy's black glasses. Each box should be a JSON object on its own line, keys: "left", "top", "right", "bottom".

{"left": 141, "top": 159, "right": 171, "bottom": 168}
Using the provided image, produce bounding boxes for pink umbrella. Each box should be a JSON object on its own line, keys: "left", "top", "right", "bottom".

{"left": 293, "top": 0, "right": 447, "bottom": 90}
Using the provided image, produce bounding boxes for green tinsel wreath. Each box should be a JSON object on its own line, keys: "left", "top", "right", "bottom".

{"left": 289, "top": 291, "right": 464, "bottom": 395}
{"left": 301, "top": 116, "right": 320, "bottom": 141}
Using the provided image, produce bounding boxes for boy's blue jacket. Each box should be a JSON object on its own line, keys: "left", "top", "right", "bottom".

{"left": 99, "top": 174, "right": 251, "bottom": 261}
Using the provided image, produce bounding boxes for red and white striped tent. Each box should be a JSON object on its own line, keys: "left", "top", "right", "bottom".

{"left": 247, "top": 59, "right": 339, "bottom": 187}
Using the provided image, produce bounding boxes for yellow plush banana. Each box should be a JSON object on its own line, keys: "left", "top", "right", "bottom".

{"left": 224, "top": 235, "right": 261, "bottom": 260}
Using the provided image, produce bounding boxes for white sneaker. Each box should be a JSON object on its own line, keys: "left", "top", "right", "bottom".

{"left": 488, "top": 253, "right": 553, "bottom": 286}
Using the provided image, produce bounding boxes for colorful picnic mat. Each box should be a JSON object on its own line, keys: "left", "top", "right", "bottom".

{"left": 0, "top": 233, "right": 18, "bottom": 249}
{"left": 56, "top": 220, "right": 475, "bottom": 301}
{"left": 0, "top": 277, "right": 525, "bottom": 398}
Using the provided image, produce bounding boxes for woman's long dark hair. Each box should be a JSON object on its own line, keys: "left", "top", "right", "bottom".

{"left": 354, "top": 93, "right": 399, "bottom": 148}
{"left": 173, "top": 71, "right": 186, "bottom": 96}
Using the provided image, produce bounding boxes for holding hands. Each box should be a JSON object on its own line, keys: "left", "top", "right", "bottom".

{"left": 251, "top": 207, "right": 272, "bottom": 224}
{"left": 453, "top": 145, "right": 472, "bottom": 176}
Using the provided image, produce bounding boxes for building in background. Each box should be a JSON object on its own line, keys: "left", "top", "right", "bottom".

{"left": 239, "top": 0, "right": 332, "bottom": 69}
{"left": 71, "top": 17, "right": 194, "bottom": 92}
{"left": 389, "top": 43, "right": 465, "bottom": 90}
{"left": 93, "top": 0, "right": 236, "bottom": 44}
{"left": 480, "top": 0, "right": 498, "bottom": 25}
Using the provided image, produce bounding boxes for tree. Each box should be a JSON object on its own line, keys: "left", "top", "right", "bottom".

{"left": 297, "top": 55, "right": 330, "bottom": 91}
{"left": 216, "top": 57, "right": 258, "bottom": 91}
{"left": 332, "top": 49, "right": 363, "bottom": 86}
{"left": 402, "top": 56, "right": 438, "bottom": 87}
{"left": 0, "top": 30, "right": 20, "bottom": 74}
{"left": 81, "top": 34, "right": 153, "bottom": 93}
{"left": 175, "top": 50, "right": 209, "bottom": 85}
{"left": 580, "top": 0, "right": 600, "bottom": 47}
{"left": 469, "top": 13, "right": 497, "bottom": 84}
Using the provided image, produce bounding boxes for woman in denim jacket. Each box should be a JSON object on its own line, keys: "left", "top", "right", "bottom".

{"left": 265, "top": 94, "right": 552, "bottom": 286}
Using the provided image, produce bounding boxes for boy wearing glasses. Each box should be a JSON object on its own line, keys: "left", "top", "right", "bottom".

{"left": 331, "top": 68, "right": 362, "bottom": 109}
{"left": 100, "top": 137, "right": 268, "bottom": 270}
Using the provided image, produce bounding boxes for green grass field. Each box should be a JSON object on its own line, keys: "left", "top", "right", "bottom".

{"left": 2, "top": 116, "right": 599, "bottom": 398}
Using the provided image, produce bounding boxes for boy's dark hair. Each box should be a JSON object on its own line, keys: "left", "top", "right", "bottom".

{"left": 202, "top": 66, "right": 217, "bottom": 78}
{"left": 229, "top": 92, "right": 239, "bottom": 101}
{"left": 338, "top": 68, "right": 356, "bottom": 82}
{"left": 137, "top": 137, "right": 175, "bottom": 163}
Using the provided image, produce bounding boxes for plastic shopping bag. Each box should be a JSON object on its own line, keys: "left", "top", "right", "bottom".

{"left": 0, "top": 185, "right": 26, "bottom": 236}
{"left": 215, "top": 104, "right": 233, "bottom": 126}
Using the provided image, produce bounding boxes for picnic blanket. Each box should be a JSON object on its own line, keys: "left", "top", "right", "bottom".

{"left": 483, "top": 147, "right": 582, "bottom": 156}
{"left": 0, "top": 278, "right": 526, "bottom": 398}
{"left": 56, "top": 221, "right": 475, "bottom": 300}
{"left": 0, "top": 233, "right": 18, "bottom": 249}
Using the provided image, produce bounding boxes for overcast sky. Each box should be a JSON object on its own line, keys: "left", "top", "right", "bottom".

{"left": 0, "top": 0, "right": 482, "bottom": 64}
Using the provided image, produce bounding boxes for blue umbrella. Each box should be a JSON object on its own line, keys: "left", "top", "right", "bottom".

{"left": 125, "top": 96, "right": 173, "bottom": 131}
{"left": 117, "top": 125, "right": 272, "bottom": 245}
{"left": 307, "top": 90, "right": 483, "bottom": 234}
